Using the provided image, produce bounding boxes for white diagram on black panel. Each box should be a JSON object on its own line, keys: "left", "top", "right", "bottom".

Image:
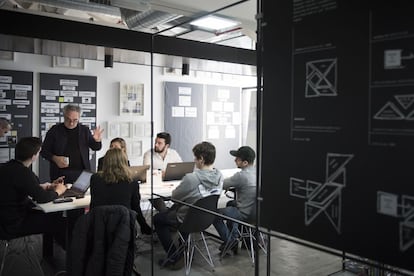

{"left": 373, "top": 94, "right": 414, "bottom": 120}
{"left": 305, "top": 58, "right": 338, "bottom": 98}
{"left": 384, "top": 49, "right": 414, "bottom": 69}
{"left": 290, "top": 153, "right": 354, "bottom": 234}
{"left": 377, "top": 191, "right": 414, "bottom": 251}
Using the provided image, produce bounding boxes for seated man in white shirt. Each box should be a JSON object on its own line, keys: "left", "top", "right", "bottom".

{"left": 143, "top": 132, "right": 182, "bottom": 178}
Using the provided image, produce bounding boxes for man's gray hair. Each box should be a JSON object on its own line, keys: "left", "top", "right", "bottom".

{"left": 63, "top": 104, "right": 81, "bottom": 115}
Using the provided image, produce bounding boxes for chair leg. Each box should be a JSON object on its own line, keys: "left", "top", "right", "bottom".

{"left": 0, "top": 240, "right": 10, "bottom": 276}
{"left": 179, "top": 232, "right": 214, "bottom": 275}
{"left": 219, "top": 226, "right": 239, "bottom": 260}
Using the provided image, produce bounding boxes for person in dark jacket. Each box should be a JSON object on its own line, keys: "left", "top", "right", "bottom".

{"left": 40, "top": 104, "right": 103, "bottom": 183}
{"left": 90, "top": 148, "right": 152, "bottom": 234}
{"left": 0, "top": 137, "right": 67, "bottom": 239}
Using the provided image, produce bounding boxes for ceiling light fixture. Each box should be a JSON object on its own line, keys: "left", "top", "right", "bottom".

{"left": 190, "top": 15, "right": 239, "bottom": 31}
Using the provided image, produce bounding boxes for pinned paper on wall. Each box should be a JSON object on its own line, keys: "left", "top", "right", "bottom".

{"left": 119, "top": 82, "right": 144, "bottom": 116}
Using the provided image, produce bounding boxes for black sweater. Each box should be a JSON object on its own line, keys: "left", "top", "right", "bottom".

{"left": 89, "top": 174, "right": 140, "bottom": 212}
{"left": 0, "top": 159, "right": 58, "bottom": 228}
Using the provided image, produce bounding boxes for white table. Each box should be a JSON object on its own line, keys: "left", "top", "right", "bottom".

{"left": 34, "top": 195, "right": 91, "bottom": 213}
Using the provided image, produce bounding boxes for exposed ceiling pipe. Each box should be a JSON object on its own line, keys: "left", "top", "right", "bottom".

{"left": 28, "top": 0, "right": 121, "bottom": 17}
{"left": 121, "top": 8, "right": 182, "bottom": 31}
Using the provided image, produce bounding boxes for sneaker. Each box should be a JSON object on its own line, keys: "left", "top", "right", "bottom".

{"left": 158, "top": 255, "right": 184, "bottom": 270}
{"left": 158, "top": 258, "right": 175, "bottom": 268}
{"left": 170, "top": 255, "right": 184, "bottom": 270}
{"left": 219, "top": 239, "right": 238, "bottom": 255}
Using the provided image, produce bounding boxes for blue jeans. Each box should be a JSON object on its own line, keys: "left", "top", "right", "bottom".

{"left": 213, "top": 205, "right": 242, "bottom": 243}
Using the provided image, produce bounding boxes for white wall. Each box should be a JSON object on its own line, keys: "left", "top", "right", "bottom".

{"left": 0, "top": 52, "right": 256, "bottom": 172}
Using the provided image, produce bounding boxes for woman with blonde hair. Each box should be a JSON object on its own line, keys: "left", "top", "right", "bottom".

{"left": 90, "top": 147, "right": 152, "bottom": 234}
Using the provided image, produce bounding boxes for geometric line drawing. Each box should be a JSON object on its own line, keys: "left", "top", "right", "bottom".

{"left": 305, "top": 58, "right": 338, "bottom": 98}
{"left": 405, "top": 108, "right": 414, "bottom": 121}
{"left": 290, "top": 152, "right": 354, "bottom": 234}
{"left": 395, "top": 94, "right": 414, "bottom": 110}
{"left": 326, "top": 153, "right": 353, "bottom": 185}
{"left": 373, "top": 102, "right": 405, "bottom": 120}
{"left": 290, "top": 177, "right": 307, "bottom": 198}
{"left": 377, "top": 192, "right": 414, "bottom": 251}
{"left": 400, "top": 211, "right": 414, "bottom": 252}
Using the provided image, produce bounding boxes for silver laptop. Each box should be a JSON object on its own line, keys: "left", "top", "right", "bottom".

{"left": 129, "top": 165, "right": 150, "bottom": 182}
{"left": 163, "top": 162, "right": 195, "bottom": 181}
{"left": 60, "top": 170, "right": 93, "bottom": 197}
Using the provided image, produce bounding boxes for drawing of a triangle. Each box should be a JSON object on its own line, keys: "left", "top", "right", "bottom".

{"left": 373, "top": 102, "right": 405, "bottom": 120}
{"left": 328, "top": 168, "right": 346, "bottom": 186}
{"left": 307, "top": 180, "right": 322, "bottom": 198}
{"left": 326, "top": 154, "right": 353, "bottom": 182}
{"left": 324, "top": 192, "right": 341, "bottom": 234}
{"left": 405, "top": 109, "right": 414, "bottom": 121}
{"left": 305, "top": 202, "right": 324, "bottom": 225}
{"left": 399, "top": 218, "right": 414, "bottom": 251}
{"left": 395, "top": 94, "right": 414, "bottom": 110}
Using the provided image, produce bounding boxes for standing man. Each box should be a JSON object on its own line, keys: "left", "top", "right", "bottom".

{"left": 0, "top": 118, "right": 11, "bottom": 137}
{"left": 213, "top": 146, "right": 257, "bottom": 253}
{"left": 41, "top": 104, "right": 103, "bottom": 183}
{"left": 143, "top": 132, "right": 182, "bottom": 175}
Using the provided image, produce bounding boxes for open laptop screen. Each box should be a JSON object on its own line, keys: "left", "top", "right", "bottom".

{"left": 163, "top": 162, "right": 195, "bottom": 181}
{"left": 72, "top": 170, "right": 93, "bottom": 192}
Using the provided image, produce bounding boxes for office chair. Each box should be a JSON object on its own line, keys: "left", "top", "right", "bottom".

{"left": 67, "top": 205, "right": 137, "bottom": 276}
{"left": 166, "top": 194, "right": 220, "bottom": 275}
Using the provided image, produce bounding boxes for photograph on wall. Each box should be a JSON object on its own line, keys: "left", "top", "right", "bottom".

{"left": 119, "top": 82, "right": 144, "bottom": 115}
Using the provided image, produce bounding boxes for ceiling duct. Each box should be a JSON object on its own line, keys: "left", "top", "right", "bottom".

{"left": 120, "top": 8, "right": 182, "bottom": 32}
{"left": 26, "top": 0, "right": 121, "bottom": 16}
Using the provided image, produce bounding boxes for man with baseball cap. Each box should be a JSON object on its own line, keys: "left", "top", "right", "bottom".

{"left": 213, "top": 145, "right": 256, "bottom": 254}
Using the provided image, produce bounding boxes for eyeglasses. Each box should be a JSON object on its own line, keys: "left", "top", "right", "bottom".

{"left": 64, "top": 117, "right": 79, "bottom": 124}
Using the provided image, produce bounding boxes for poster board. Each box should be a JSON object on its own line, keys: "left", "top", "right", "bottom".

{"left": 0, "top": 69, "right": 33, "bottom": 163}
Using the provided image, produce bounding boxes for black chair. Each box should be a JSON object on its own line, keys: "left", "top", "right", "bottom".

{"left": 220, "top": 219, "right": 268, "bottom": 265}
{"left": 167, "top": 194, "right": 219, "bottom": 275}
{"left": 67, "top": 205, "right": 137, "bottom": 276}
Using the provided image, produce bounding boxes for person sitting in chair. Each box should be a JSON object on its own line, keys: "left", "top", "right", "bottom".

{"left": 153, "top": 141, "right": 223, "bottom": 270}
{"left": 213, "top": 146, "right": 257, "bottom": 254}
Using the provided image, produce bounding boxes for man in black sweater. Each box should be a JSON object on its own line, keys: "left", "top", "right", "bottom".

{"left": 41, "top": 104, "right": 103, "bottom": 183}
{"left": 0, "top": 137, "right": 67, "bottom": 239}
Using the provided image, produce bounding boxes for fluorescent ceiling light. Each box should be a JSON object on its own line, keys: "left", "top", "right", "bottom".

{"left": 190, "top": 15, "right": 239, "bottom": 31}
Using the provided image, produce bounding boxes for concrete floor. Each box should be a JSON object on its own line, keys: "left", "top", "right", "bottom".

{"left": 2, "top": 227, "right": 411, "bottom": 276}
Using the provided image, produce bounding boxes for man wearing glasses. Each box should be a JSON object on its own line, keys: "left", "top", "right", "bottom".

{"left": 41, "top": 104, "right": 104, "bottom": 183}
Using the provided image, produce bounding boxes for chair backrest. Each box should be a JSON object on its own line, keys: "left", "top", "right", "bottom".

{"left": 179, "top": 194, "right": 219, "bottom": 234}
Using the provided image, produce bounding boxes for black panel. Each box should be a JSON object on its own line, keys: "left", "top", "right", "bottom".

{"left": 0, "top": 70, "right": 33, "bottom": 162}
{"left": 261, "top": 0, "right": 414, "bottom": 272}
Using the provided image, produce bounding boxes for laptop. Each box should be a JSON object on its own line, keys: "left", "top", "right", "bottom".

{"left": 163, "top": 162, "right": 195, "bottom": 181}
{"left": 129, "top": 165, "right": 150, "bottom": 182}
{"left": 60, "top": 170, "right": 93, "bottom": 198}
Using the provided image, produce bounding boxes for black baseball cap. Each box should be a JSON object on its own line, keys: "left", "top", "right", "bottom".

{"left": 230, "top": 146, "right": 255, "bottom": 163}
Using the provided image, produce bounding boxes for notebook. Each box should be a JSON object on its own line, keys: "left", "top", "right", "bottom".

{"left": 60, "top": 170, "right": 93, "bottom": 198}
{"left": 129, "top": 165, "right": 150, "bottom": 182}
{"left": 163, "top": 162, "right": 195, "bottom": 181}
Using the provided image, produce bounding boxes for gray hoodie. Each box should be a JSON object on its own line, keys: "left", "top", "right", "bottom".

{"left": 172, "top": 168, "right": 223, "bottom": 222}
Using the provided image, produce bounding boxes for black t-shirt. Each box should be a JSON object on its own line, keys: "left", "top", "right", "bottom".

{"left": 64, "top": 126, "right": 83, "bottom": 170}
